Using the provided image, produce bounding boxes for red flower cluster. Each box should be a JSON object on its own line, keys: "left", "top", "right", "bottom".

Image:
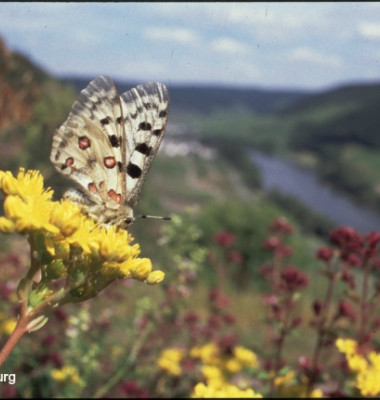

{"left": 213, "top": 230, "right": 235, "bottom": 247}
{"left": 315, "top": 247, "right": 334, "bottom": 262}
{"left": 329, "top": 227, "right": 380, "bottom": 266}
{"left": 280, "top": 265, "right": 309, "bottom": 292}
{"left": 336, "top": 300, "right": 357, "bottom": 322}
{"left": 269, "top": 217, "right": 294, "bottom": 235}
{"left": 209, "top": 289, "right": 230, "bottom": 309}
{"left": 121, "top": 380, "right": 149, "bottom": 398}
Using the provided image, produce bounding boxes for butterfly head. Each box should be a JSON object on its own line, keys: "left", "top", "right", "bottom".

{"left": 99, "top": 206, "right": 135, "bottom": 229}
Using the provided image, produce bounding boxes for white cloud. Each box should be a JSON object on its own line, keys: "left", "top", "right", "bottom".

{"left": 210, "top": 37, "right": 250, "bottom": 55}
{"left": 358, "top": 21, "right": 380, "bottom": 40}
{"left": 288, "top": 47, "right": 343, "bottom": 68}
{"left": 143, "top": 27, "right": 200, "bottom": 44}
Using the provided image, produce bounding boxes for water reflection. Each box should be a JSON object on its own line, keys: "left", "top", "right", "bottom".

{"left": 250, "top": 150, "right": 380, "bottom": 233}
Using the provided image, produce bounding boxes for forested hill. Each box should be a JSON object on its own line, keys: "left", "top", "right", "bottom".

{"left": 280, "top": 81, "right": 380, "bottom": 151}
{"left": 60, "top": 76, "right": 312, "bottom": 115}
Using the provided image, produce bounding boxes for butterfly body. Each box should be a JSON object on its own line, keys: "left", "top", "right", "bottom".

{"left": 50, "top": 76, "right": 169, "bottom": 228}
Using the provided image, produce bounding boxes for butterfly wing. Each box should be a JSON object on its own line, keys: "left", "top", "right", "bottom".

{"left": 50, "top": 76, "right": 125, "bottom": 207}
{"left": 120, "top": 82, "right": 169, "bottom": 207}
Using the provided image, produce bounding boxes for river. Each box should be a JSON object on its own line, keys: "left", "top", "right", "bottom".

{"left": 250, "top": 150, "right": 380, "bottom": 233}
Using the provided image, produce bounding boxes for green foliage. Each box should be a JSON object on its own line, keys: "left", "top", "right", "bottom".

{"left": 267, "top": 191, "right": 334, "bottom": 237}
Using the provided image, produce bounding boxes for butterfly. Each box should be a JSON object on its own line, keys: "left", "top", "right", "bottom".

{"left": 50, "top": 76, "right": 170, "bottom": 229}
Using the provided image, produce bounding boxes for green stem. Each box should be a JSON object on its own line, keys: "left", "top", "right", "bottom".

{"left": 92, "top": 322, "right": 154, "bottom": 398}
{"left": 307, "top": 266, "right": 338, "bottom": 395}
{"left": 359, "top": 260, "right": 370, "bottom": 343}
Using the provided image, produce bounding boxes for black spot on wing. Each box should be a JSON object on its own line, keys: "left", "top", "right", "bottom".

{"left": 127, "top": 162, "right": 142, "bottom": 178}
{"left": 58, "top": 138, "right": 68, "bottom": 149}
{"left": 100, "top": 116, "right": 112, "bottom": 125}
{"left": 138, "top": 122, "right": 152, "bottom": 131}
{"left": 135, "top": 143, "right": 152, "bottom": 155}
{"left": 109, "top": 134, "right": 120, "bottom": 147}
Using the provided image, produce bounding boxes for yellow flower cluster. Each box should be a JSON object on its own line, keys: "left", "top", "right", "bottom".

{"left": 157, "top": 348, "right": 186, "bottom": 376}
{"left": 50, "top": 365, "right": 83, "bottom": 386}
{"left": 336, "top": 338, "right": 380, "bottom": 396}
{"left": 190, "top": 343, "right": 261, "bottom": 398}
{"left": 191, "top": 381, "right": 262, "bottom": 398}
{"left": 0, "top": 169, "right": 164, "bottom": 304}
{"left": 273, "top": 370, "right": 296, "bottom": 387}
{"left": 190, "top": 343, "right": 259, "bottom": 376}
{"left": 156, "top": 343, "right": 261, "bottom": 397}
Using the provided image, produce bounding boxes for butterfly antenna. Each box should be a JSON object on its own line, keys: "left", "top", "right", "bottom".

{"left": 139, "top": 214, "right": 171, "bottom": 221}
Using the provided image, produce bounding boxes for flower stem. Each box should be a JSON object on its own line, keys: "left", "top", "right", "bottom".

{"left": 0, "top": 314, "right": 30, "bottom": 368}
{"left": 92, "top": 321, "right": 154, "bottom": 398}
{"left": 359, "top": 260, "right": 370, "bottom": 344}
{"left": 307, "top": 268, "right": 337, "bottom": 394}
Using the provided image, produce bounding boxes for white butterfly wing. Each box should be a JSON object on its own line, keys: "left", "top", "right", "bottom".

{"left": 120, "top": 82, "right": 169, "bottom": 207}
{"left": 50, "top": 76, "right": 125, "bottom": 206}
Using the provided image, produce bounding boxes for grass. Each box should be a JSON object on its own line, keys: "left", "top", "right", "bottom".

{"left": 341, "top": 145, "right": 380, "bottom": 189}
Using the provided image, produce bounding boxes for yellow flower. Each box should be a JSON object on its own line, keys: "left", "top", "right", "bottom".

{"left": 233, "top": 346, "right": 259, "bottom": 369}
{"left": 336, "top": 338, "right": 380, "bottom": 396}
{"left": 224, "top": 358, "right": 242, "bottom": 374}
{"left": 146, "top": 270, "right": 165, "bottom": 285}
{"left": 0, "top": 168, "right": 164, "bottom": 315}
{"left": 348, "top": 354, "right": 368, "bottom": 373}
{"left": 0, "top": 216, "right": 15, "bottom": 233}
{"left": 51, "top": 365, "right": 83, "bottom": 385}
{"left": 201, "top": 365, "right": 224, "bottom": 383}
{"left": 131, "top": 258, "right": 153, "bottom": 280}
{"left": 191, "top": 343, "right": 220, "bottom": 365}
{"left": 0, "top": 317, "right": 17, "bottom": 335}
{"left": 310, "top": 388, "right": 324, "bottom": 397}
{"left": 191, "top": 381, "right": 262, "bottom": 398}
{"left": 0, "top": 168, "right": 53, "bottom": 202}
{"left": 357, "top": 367, "right": 380, "bottom": 397}
{"left": 369, "top": 352, "right": 380, "bottom": 370}
{"left": 274, "top": 370, "right": 296, "bottom": 387}
{"left": 3, "top": 194, "right": 58, "bottom": 234}
{"left": 336, "top": 338, "right": 357, "bottom": 356}
{"left": 61, "top": 217, "right": 100, "bottom": 254}
{"left": 49, "top": 200, "right": 82, "bottom": 237}
{"left": 157, "top": 348, "right": 185, "bottom": 376}
{"left": 97, "top": 225, "right": 135, "bottom": 262}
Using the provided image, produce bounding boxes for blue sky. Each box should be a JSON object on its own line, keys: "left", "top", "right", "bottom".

{"left": 1, "top": 2, "right": 380, "bottom": 90}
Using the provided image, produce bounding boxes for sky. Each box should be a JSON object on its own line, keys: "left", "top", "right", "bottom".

{"left": 0, "top": 2, "right": 380, "bottom": 91}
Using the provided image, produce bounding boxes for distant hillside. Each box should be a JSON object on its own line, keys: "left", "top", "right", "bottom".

{"left": 283, "top": 82, "right": 380, "bottom": 150}
{"left": 0, "top": 38, "right": 76, "bottom": 176}
{"left": 279, "top": 82, "right": 380, "bottom": 116}
{"left": 61, "top": 76, "right": 313, "bottom": 115}
{"left": 273, "top": 81, "right": 380, "bottom": 209}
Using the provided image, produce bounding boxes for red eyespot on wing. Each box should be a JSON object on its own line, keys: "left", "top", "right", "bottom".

{"left": 65, "top": 157, "right": 74, "bottom": 166}
{"left": 107, "top": 189, "right": 122, "bottom": 204}
{"left": 88, "top": 182, "right": 97, "bottom": 193}
{"left": 78, "top": 136, "right": 91, "bottom": 150}
{"left": 104, "top": 157, "right": 116, "bottom": 168}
